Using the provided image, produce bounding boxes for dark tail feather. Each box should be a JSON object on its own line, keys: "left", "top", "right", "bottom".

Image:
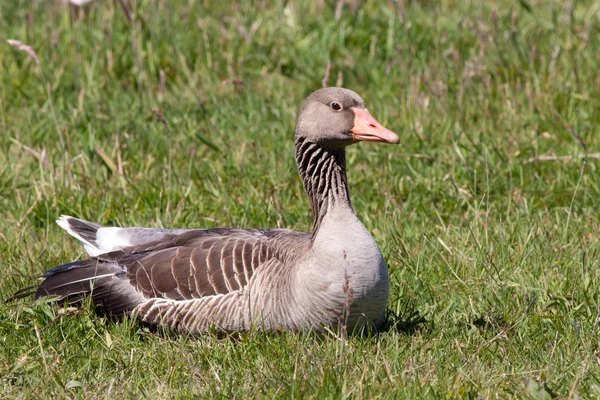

{"left": 34, "top": 259, "right": 145, "bottom": 318}
{"left": 41, "top": 260, "right": 90, "bottom": 277}
{"left": 8, "top": 286, "right": 38, "bottom": 302}
{"left": 7, "top": 263, "right": 90, "bottom": 303}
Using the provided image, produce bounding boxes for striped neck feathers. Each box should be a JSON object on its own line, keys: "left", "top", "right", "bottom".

{"left": 295, "top": 137, "right": 353, "bottom": 238}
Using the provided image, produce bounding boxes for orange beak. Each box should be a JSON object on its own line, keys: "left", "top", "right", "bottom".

{"left": 350, "top": 108, "right": 399, "bottom": 144}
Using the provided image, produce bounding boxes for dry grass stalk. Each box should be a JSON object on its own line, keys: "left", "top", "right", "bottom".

{"left": 65, "top": 0, "right": 95, "bottom": 5}
{"left": 7, "top": 39, "right": 40, "bottom": 64}
{"left": 523, "top": 153, "right": 600, "bottom": 164}
{"left": 322, "top": 60, "right": 331, "bottom": 88}
{"left": 220, "top": 79, "right": 246, "bottom": 86}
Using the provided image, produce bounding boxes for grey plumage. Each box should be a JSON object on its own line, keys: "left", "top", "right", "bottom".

{"left": 29, "top": 87, "right": 399, "bottom": 333}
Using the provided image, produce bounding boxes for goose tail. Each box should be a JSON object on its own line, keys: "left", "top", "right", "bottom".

{"left": 34, "top": 258, "right": 145, "bottom": 318}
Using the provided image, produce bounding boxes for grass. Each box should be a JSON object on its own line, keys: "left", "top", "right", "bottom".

{"left": 1, "top": 0, "right": 600, "bottom": 397}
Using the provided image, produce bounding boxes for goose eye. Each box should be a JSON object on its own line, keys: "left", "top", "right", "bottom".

{"left": 330, "top": 102, "right": 342, "bottom": 111}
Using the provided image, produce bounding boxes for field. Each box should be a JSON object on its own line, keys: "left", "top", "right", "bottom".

{"left": 1, "top": 0, "right": 600, "bottom": 398}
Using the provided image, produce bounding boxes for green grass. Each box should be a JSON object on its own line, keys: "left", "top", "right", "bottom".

{"left": 1, "top": 0, "right": 600, "bottom": 397}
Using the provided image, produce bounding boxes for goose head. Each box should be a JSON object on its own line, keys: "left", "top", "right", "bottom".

{"left": 295, "top": 87, "right": 399, "bottom": 147}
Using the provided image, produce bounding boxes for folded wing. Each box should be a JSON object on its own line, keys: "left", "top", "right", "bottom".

{"left": 37, "top": 221, "right": 308, "bottom": 318}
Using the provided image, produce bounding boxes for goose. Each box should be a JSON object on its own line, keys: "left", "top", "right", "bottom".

{"left": 28, "top": 87, "right": 399, "bottom": 333}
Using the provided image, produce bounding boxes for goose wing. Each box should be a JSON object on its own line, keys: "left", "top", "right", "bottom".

{"left": 36, "top": 227, "right": 310, "bottom": 317}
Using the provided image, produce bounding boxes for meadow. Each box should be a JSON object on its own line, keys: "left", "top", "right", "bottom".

{"left": 1, "top": 0, "right": 600, "bottom": 398}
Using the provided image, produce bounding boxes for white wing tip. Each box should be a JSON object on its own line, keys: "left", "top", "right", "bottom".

{"left": 56, "top": 215, "right": 74, "bottom": 231}
{"left": 56, "top": 215, "right": 102, "bottom": 256}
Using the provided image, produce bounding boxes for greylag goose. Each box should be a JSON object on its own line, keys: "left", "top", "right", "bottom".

{"left": 31, "top": 87, "right": 399, "bottom": 333}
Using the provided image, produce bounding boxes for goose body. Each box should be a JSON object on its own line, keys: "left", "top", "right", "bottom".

{"left": 33, "top": 87, "right": 399, "bottom": 333}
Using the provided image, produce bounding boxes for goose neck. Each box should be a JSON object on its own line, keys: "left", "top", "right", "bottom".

{"left": 294, "top": 137, "right": 353, "bottom": 237}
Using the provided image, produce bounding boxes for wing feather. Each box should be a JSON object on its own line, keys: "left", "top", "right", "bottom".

{"left": 220, "top": 239, "right": 239, "bottom": 292}
{"left": 232, "top": 239, "right": 245, "bottom": 289}
{"left": 241, "top": 240, "right": 253, "bottom": 283}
